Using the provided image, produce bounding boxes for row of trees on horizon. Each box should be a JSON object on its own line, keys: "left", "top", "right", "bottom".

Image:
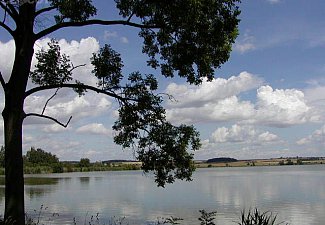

{"left": 0, "top": 146, "right": 92, "bottom": 170}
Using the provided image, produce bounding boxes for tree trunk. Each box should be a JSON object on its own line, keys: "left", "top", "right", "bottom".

{"left": 1, "top": 2, "right": 37, "bottom": 224}
{"left": 2, "top": 104, "right": 25, "bottom": 225}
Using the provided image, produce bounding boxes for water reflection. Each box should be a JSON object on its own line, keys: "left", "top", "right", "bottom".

{"left": 0, "top": 166, "right": 324, "bottom": 225}
{"left": 79, "top": 177, "right": 90, "bottom": 186}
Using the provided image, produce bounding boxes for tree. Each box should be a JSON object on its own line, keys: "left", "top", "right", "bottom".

{"left": 0, "top": 0, "right": 240, "bottom": 224}
{"left": 79, "top": 158, "right": 91, "bottom": 168}
{"left": 25, "top": 147, "right": 59, "bottom": 165}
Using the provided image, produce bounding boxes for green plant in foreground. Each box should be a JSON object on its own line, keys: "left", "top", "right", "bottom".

{"left": 198, "top": 210, "right": 217, "bottom": 225}
{"left": 238, "top": 208, "right": 285, "bottom": 225}
{"left": 1, "top": 208, "right": 287, "bottom": 225}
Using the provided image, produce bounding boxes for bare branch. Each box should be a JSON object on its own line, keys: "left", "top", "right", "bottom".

{"left": 70, "top": 63, "right": 86, "bottom": 73}
{"left": 36, "top": 19, "right": 159, "bottom": 39}
{"left": 0, "top": 72, "right": 6, "bottom": 90}
{"left": 0, "top": 1, "right": 18, "bottom": 22}
{"left": 42, "top": 88, "right": 60, "bottom": 115}
{"left": 0, "top": 20, "right": 14, "bottom": 36}
{"left": 127, "top": 13, "right": 135, "bottom": 22}
{"left": 25, "top": 113, "right": 72, "bottom": 128}
{"left": 2, "top": 4, "right": 6, "bottom": 22}
{"left": 35, "top": 6, "right": 56, "bottom": 17}
{"left": 25, "top": 83, "right": 137, "bottom": 102}
{"left": 158, "top": 92, "right": 177, "bottom": 102}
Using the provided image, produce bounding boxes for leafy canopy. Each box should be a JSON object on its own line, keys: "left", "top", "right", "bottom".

{"left": 26, "top": 0, "right": 240, "bottom": 187}
{"left": 116, "top": 0, "right": 240, "bottom": 84}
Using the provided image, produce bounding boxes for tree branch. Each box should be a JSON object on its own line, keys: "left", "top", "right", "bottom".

{"left": 36, "top": 19, "right": 159, "bottom": 39}
{"left": 25, "top": 83, "right": 136, "bottom": 102}
{"left": 35, "top": 6, "right": 56, "bottom": 17}
{"left": 42, "top": 88, "right": 60, "bottom": 115}
{"left": 0, "top": 20, "right": 14, "bottom": 36}
{"left": 0, "top": 72, "right": 6, "bottom": 90}
{"left": 70, "top": 63, "right": 86, "bottom": 72}
{"left": 0, "top": 1, "right": 18, "bottom": 22}
{"left": 25, "top": 113, "right": 72, "bottom": 128}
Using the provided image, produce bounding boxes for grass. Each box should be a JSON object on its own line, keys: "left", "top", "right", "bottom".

{"left": 0, "top": 208, "right": 288, "bottom": 225}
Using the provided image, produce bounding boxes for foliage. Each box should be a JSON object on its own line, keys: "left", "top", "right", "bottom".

{"left": 50, "top": 0, "right": 97, "bottom": 23}
{"left": 51, "top": 163, "right": 64, "bottom": 173}
{"left": 198, "top": 210, "right": 217, "bottom": 225}
{"left": 79, "top": 158, "right": 91, "bottom": 168}
{"left": 0, "top": 0, "right": 241, "bottom": 223}
{"left": 238, "top": 208, "right": 282, "bottom": 225}
{"left": 91, "top": 44, "right": 123, "bottom": 90}
{"left": 296, "top": 159, "right": 303, "bottom": 165}
{"left": 30, "top": 39, "right": 73, "bottom": 86}
{"left": 25, "top": 147, "right": 59, "bottom": 165}
{"left": 116, "top": 0, "right": 241, "bottom": 84}
{"left": 0, "top": 208, "right": 286, "bottom": 225}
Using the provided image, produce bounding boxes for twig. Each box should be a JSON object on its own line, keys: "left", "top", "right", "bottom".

{"left": 69, "top": 63, "right": 86, "bottom": 73}
{"left": 41, "top": 88, "right": 60, "bottom": 115}
{"left": 25, "top": 113, "right": 72, "bottom": 128}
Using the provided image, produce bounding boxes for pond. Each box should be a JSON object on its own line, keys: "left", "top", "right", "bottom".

{"left": 0, "top": 165, "right": 324, "bottom": 225}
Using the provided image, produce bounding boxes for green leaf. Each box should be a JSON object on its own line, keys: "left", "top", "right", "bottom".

{"left": 30, "top": 39, "right": 73, "bottom": 86}
{"left": 91, "top": 44, "right": 124, "bottom": 90}
{"left": 115, "top": 0, "right": 241, "bottom": 84}
{"left": 50, "top": 0, "right": 97, "bottom": 23}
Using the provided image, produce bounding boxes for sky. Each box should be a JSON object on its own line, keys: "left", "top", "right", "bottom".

{"left": 1, "top": 0, "right": 325, "bottom": 161}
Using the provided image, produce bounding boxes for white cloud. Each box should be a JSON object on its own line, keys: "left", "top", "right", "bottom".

{"left": 166, "top": 72, "right": 318, "bottom": 127}
{"left": 258, "top": 131, "right": 278, "bottom": 142}
{"left": 32, "top": 37, "right": 100, "bottom": 87}
{"left": 166, "top": 71, "right": 263, "bottom": 108}
{"left": 167, "top": 96, "right": 255, "bottom": 124}
{"left": 76, "top": 123, "right": 113, "bottom": 136}
{"left": 209, "top": 124, "right": 279, "bottom": 144}
{"left": 297, "top": 124, "right": 325, "bottom": 146}
{"left": 234, "top": 32, "right": 256, "bottom": 54}
{"left": 253, "top": 85, "right": 316, "bottom": 126}
{"left": 103, "top": 30, "right": 129, "bottom": 44}
{"left": 120, "top": 37, "right": 129, "bottom": 44}
{"left": 0, "top": 39, "right": 15, "bottom": 81}
{"left": 24, "top": 95, "right": 112, "bottom": 125}
{"left": 43, "top": 124, "right": 72, "bottom": 133}
{"left": 103, "top": 31, "right": 118, "bottom": 40}
{"left": 267, "top": 0, "right": 281, "bottom": 4}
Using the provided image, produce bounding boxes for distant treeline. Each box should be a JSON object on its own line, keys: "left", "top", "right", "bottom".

{"left": 206, "top": 157, "right": 238, "bottom": 163}
{"left": 0, "top": 146, "right": 141, "bottom": 175}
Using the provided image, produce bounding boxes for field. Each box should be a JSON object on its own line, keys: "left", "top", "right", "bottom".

{"left": 195, "top": 157, "right": 325, "bottom": 168}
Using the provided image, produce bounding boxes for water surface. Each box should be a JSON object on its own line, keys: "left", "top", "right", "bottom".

{"left": 0, "top": 165, "right": 324, "bottom": 224}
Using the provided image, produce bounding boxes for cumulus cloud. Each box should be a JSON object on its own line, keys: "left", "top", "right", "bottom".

{"left": 43, "top": 124, "right": 72, "bottom": 133}
{"left": 166, "top": 72, "right": 318, "bottom": 127}
{"left": 253, "top": 85, "right": 316, "bottom": 126}
{"left": 297, "top": 124, "right": 325, "bottom": 146}
{"left": 76, "top": 123, "right": 113, "bottom": 136}
{"left": 209, "top": 124, "right": 279, "bottom": 144}
{"left": 32, "top": 37, "right": 100, "bottom": 87}
{"left": 167, "top": 96, "right": 255, "bottom": 124}
{"left": 166, "top": 71, "right": 263, "bottom": 108}
{"left": 24, "top": 95, "right": 112, "bottom": 125}
{"left": 0, "top": 39, "right": 15, "bottom": 81}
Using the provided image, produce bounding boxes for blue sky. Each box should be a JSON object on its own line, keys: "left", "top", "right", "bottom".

{"left": 1, "top": 0, "right": 325, "bottom": 161}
